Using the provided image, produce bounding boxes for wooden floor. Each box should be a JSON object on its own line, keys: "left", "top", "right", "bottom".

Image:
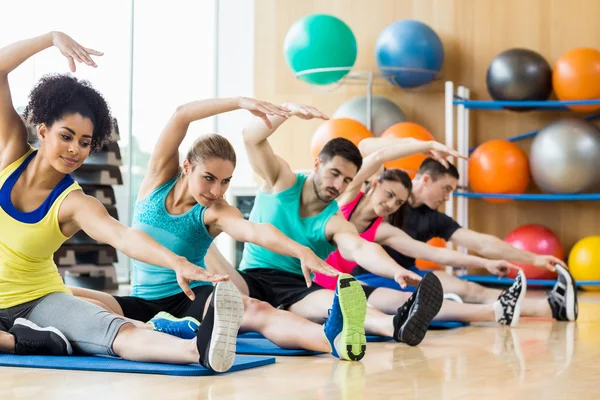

{"left": 2, "top": 293, "right": 599, "bottom": 400}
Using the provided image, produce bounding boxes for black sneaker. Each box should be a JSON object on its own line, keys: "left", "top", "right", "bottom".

{"left": 548, "top": 264, "right": 578, "bottom": 321}
{"left": 392, "top": 273, "right": 444, "bottom": 346}
{"left": 8, "top": 318, "right": 73, "bottom": 356}
{"left": 494, "top": 270, "right": 527, "bottom": 327}
{"left": 196, "top": 281, "right": 244, "bottom": 372}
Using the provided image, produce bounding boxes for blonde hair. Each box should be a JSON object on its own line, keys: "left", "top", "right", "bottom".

{"left": 185, "top": 133, "right": 236, "bottom": 167}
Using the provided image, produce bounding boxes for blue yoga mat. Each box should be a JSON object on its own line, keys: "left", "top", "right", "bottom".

{"left": 355, "top": 273, "right": 420, "bottom": 292}
{"left": 238, "top": 320, "right": 466, "bottom": 353}
{"left": 240, "top": 331, "right": 391, "bottom": 345}
{"left": 0, "top": 354, "right": 275, "bottom": 376}
{"left": 237, "top": 334, "right": 323, "bottom": 356}
{"left": 461, "top": 275, "right": 600, "bottom": 287}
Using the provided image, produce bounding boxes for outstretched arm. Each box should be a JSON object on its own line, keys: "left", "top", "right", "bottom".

{"left": 450, "top": 228, "right": 565, "bottom": 272}
{"left": 205, "top": 244, "right": 250, "bottom": 296}
{"left": 65, "top": 192, "right": 228, "bottom": 300}
{"left": 0, "top": 32, "right": 101, "bottom": 168}
{"left": 375, "top": 223, "right": 519, "bottom": 275}
{"left": 242, "top": 103, "right": 327, "bottom": 191}
{"left": 209, "top": 203, "right": 340, "bottom": 287}
{"left": 340, "top": 138, "right": 464, "bottom": 204}
{"left": 142, "top": 97, "right": 289, "bottom": 195}
{"left": 326, "top": 215, "right": 422, "bottom": 288}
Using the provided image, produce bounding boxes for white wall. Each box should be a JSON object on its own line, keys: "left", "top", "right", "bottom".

{"left": 214, "top": 0, "right": 257, "bottom": 260}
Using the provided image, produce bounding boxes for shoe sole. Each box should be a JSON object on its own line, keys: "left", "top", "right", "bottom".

{"left": 510, "top": 271, "right": 528, "bottom": 327}
{"left": 13, "top": 318, "right": 73, "bottom": 355}
{"left": 556, "top": 264, "right": 578, "bottom": 321}
{"left": 399, "top": 273, "right": 444, "bottom": 346}
{"left": 207, "top": 281, "right": 245, "bottom": 372}
{"left": 337, "top": 274, "right": 367, "bottom": 361}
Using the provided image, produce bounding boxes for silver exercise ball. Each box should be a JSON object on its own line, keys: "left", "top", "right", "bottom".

{"left": 529, "top": 119, "right": 600, "bottom": 193}
{"left": 332, "top": 96, "right": 407, "bottom": 136}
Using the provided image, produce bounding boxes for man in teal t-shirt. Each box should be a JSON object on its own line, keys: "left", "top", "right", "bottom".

{"left": 235, "top": 103, "right": 442, "bottom": 352}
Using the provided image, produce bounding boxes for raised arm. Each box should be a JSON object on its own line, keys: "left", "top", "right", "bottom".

{"left": 142, "top": 97, "right": 289, "bottom": 194}
{"left": 242, "top": 103, "right": 327, "bottom": 191}
{"left": 325, "top": 214, "right": 422, "bottom": 288}
{"left": 0, "top": 32, "right": 101, "bottom": 168}
{"left": 207, "top": 203, "right": 340, "bottom": 287}
{"left": 375, "top": 222, "right": 519, "bottom": 275}
{"left": 338, "top": 137, "right": 466, "bottom": 204}
{"left": 64, "top": 192, "right": 228, "bottom": 300}
{"left": 450, "top": 228, "right": 565, "bottom": 272}
{"left": 359, "top": 136, "right": 465, "bottom": 170}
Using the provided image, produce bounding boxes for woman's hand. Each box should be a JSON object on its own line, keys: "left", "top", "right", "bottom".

{"left": 51, "top": 31, "right": 103, "bottom": 72}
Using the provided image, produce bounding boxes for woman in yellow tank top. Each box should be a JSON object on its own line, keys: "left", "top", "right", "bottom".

{"left": 0, "top": 31, "right": 251, "bottom": 372}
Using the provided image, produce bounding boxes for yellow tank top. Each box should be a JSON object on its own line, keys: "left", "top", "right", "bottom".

{"left": 0, "top": 147, "right": 81, "bottom": 308}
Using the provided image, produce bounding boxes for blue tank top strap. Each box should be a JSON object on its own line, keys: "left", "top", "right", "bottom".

{"left": 0, "top": 150, "right": 75, "bottom": 224}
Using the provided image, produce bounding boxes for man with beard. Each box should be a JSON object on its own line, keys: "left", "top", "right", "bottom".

{"left": 234, "top": 103, "right": 444, "bottom": 354}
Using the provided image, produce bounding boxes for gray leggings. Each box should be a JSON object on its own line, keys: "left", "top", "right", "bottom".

{"left": 0, "top": 292, "right": 127, "bottom": 356}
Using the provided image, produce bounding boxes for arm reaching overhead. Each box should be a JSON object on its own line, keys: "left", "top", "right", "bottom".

{"left": 206, "top": 202, "right": 340, "bottom": 287}
{"left": 325, "top": 214, "right": 422, "bottom": 289}
{"left": 450, "top": 228, "right": 566, "bottom": 272}
{"left": 338, "top": 137, "right": 466, "bottom": 204}
{"left": 142, "top": 97, "right": 290, "bottom": 195}
{"left": 0, "top": 32, "right": 101, "bottom": 168}
{"left": 358, "top": 136, "right": 467, "bottom": 168}
{"left": 63, "top": 192, "right": 228, "bottom": 301}
{"left": 242, "top": 103, "right": 328, "bottom": 192}
{"left": 375, "top": 222, "right": 519, "bottom": 276}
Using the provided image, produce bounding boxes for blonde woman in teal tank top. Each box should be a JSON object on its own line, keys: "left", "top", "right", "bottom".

{"left": 0, "top": 32, "right": 258, "bottom": 372}
{"left": 69, "top": 96, "right": 375, "bottom": 360}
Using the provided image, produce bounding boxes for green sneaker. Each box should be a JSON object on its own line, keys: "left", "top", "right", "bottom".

{"left": 324, "top": 274, "right": 367, "bottom": 361}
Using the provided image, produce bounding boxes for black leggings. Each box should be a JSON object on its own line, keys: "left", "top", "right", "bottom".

{"left": 113, "top": 285, "right": 214, "bottom": 323}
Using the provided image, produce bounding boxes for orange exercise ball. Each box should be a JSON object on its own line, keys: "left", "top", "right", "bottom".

{"left": 416, "top": 237, "right": 447, "bottom": 270}
{"left": 311, "top": 118, "right": 372, "bottom": 159}
{"left": 468, "top": 139, "right": 530, "bottom": 203}
{"left": 553, "top": 48, "right": 600, "bottom": 112}
{"left": 380, "top": 122, "right": 436, "bottom": 178}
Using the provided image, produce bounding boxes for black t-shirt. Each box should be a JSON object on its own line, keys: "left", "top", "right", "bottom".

{"left": 353, "top": 204, "right": 462, "bottom": 274}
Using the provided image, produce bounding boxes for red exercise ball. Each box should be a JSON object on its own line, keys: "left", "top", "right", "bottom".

{"left": 504, "top": 224, "right": 562, "bottom": 280}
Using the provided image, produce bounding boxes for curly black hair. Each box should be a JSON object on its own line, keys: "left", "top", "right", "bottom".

{"left": 22, "top": 74, "right": 113, "bottom": 152}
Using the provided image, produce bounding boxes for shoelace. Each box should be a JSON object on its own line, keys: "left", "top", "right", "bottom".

{"left": 18, "top": 340, "right": 48, "bottom": 353}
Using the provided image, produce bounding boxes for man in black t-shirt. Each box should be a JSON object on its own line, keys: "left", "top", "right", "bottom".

{"left": 356, "top": 155, "right": 577, "bottom": 322}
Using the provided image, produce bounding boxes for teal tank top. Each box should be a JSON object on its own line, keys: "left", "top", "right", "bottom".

{"left": 239, "top": 173, "right": 339, "bottom": 276}
{"left": 131, "top": 177, "right": 213, "bottom": 300}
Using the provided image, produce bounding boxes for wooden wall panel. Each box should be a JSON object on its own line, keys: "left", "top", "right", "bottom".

{"left": 254, "top": 0, "right": 600, "bottom": 251}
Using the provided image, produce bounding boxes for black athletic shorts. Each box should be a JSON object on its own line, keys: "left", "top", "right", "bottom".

{"left": 113, "top": 285, "right": 214, "bottom": 323}
{"left": 240, "top": 268, "right": 376, "bottom": 310}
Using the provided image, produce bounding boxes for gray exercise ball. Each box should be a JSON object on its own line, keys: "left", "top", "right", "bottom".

{"left": 529, "top": 119, "right": 600, "bottom": 193}
{"left": 486, "top": 48, "right": 553, "bottom": 112}
{"left": 332, "top": 96, "right": 407, "bottom": 136}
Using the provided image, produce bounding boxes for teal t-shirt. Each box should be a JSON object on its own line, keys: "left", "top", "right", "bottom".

{"left": 239, "top": 173, "right": 339, "bottom": 276}
{"left": 130, "top": 177, "right": 213, "bottom": 300}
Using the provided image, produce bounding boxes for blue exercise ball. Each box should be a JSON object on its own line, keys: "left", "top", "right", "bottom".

{"left": 375, "top": 20, "right": 444, "bottom": 88}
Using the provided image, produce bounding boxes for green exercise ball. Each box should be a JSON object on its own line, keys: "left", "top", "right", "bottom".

{"left": 284, "top": 14, "right": 357, "bottom": 85}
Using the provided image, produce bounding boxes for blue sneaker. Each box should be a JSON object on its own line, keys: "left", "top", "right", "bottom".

{"left": 323, "top": 274, "right": 367, "bottom": 361}
{"left": 147, "top": 311, "right": 200, "bottom": 339}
